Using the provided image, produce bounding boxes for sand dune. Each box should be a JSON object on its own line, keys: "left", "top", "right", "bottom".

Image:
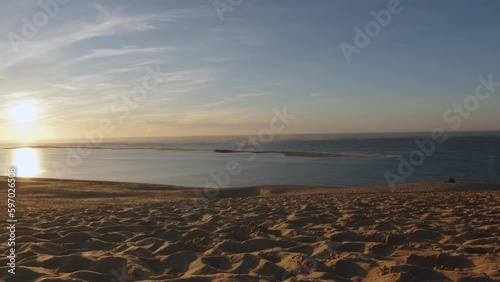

{"left": 0, "top": 178, "right": 498, "bottom": 281}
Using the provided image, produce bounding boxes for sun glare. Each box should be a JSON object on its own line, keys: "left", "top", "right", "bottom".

{"left": 8, "top": 101, "right": 39, "bottom": 124}
{"left": 12, "top": 148, "right": 41, "bottom": 177}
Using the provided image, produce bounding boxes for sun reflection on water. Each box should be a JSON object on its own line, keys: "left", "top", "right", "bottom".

{"left": 12, "top": 148, "right": 40, "bottom": 177}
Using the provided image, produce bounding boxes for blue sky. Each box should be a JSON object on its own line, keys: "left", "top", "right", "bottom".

{"left": 1, "top": 0, "right": 499, "bottom": 142}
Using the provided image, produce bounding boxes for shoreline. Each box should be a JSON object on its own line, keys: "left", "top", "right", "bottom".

{"left": 0, "top": 177, "right": 499, "bottom": 207}
{"left": 2, "top": 175, "right": 500, "bottom": 193}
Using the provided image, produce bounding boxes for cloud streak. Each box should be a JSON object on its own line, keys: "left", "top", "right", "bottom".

{"left": 64, "top": 46, "right": 170, "bottom": 66}
{"left": 0, "top": 6, "right": 208, "bottom": 73}
{"left": 202, "top": 92, "right": 270, "bottom": 108}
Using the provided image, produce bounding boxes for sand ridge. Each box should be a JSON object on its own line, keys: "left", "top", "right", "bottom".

{"left": 0, "top": 178, "right": 498, "bottom": 281}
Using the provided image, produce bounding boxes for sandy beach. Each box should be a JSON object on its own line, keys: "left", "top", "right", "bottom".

{"left": 0, "top": 177, "right": 498, "bottom": 281}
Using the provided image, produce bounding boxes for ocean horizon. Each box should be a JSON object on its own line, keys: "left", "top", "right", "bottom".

{"left": 1, "top": 132, "right": 498, "bottom": 188}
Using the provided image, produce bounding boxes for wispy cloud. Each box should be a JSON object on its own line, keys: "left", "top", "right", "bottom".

{"left": 141, "top": 110, "right": 271, "bottom": 130}
{"left": 237, "top": 92, "right": 269, "bottom": 98}
{"left": 203, "top": 57, "right": 227, "bottom": 63}
{"left": 51, "top": 84, "right": 81, "bottom": 91}
{"left": 203, "top": 100, "right": 229, "bottom": 108}
{"left": 64, "top": 46, "right": 170, "bottom": 66}
{"left": 0, "top": 7, "right": 207, "bottom": 73}
{"left": 2, "top": 91, "right": 42, "bottom": 99}
{"left": 203, "top": 92, "right": 270, "bottom": 108}
{"left": 102, "top": 60, "right": 169, "bottom": 75}
{"left": 233, "top": 82, "right": 286, "bottom": 89}
{"left": 158, "top": 69, "right": 216, "bottom": 94}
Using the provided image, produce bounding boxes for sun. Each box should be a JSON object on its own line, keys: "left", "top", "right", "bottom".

{"left": 8, "top": 101, "right": 39, "bottom": 124}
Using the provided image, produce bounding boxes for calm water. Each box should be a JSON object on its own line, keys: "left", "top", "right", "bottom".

{"left": 0, "top": 133, "right": 499, "bottom": 187}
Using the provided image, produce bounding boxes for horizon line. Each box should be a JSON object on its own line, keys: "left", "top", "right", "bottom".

{"left": 1, "top": 129, "right": 500, "bottom": 144}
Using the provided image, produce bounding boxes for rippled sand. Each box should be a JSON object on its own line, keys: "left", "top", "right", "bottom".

{"left": 0, "top": 178, "right": 498, "bottom": 281}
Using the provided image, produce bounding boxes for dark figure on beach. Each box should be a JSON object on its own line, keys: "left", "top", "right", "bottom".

{"left": 446, "top": 177, "right": 456, "bottom": 183}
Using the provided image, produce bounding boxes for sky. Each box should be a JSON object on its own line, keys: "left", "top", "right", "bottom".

{"left": 1, "top": 0, "right": 499, "bottom": 143}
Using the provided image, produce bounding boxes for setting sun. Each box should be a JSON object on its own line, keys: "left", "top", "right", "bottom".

{"left": 8, "top": 101, "right": 38, "bottom": 124}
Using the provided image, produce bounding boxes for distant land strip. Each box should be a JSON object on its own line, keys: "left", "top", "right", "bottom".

{"left": 213, "top": 149, "right": 386, "bottom": 158}
{"left": 2, "top": 146, "right": 387, "bottom": 158}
